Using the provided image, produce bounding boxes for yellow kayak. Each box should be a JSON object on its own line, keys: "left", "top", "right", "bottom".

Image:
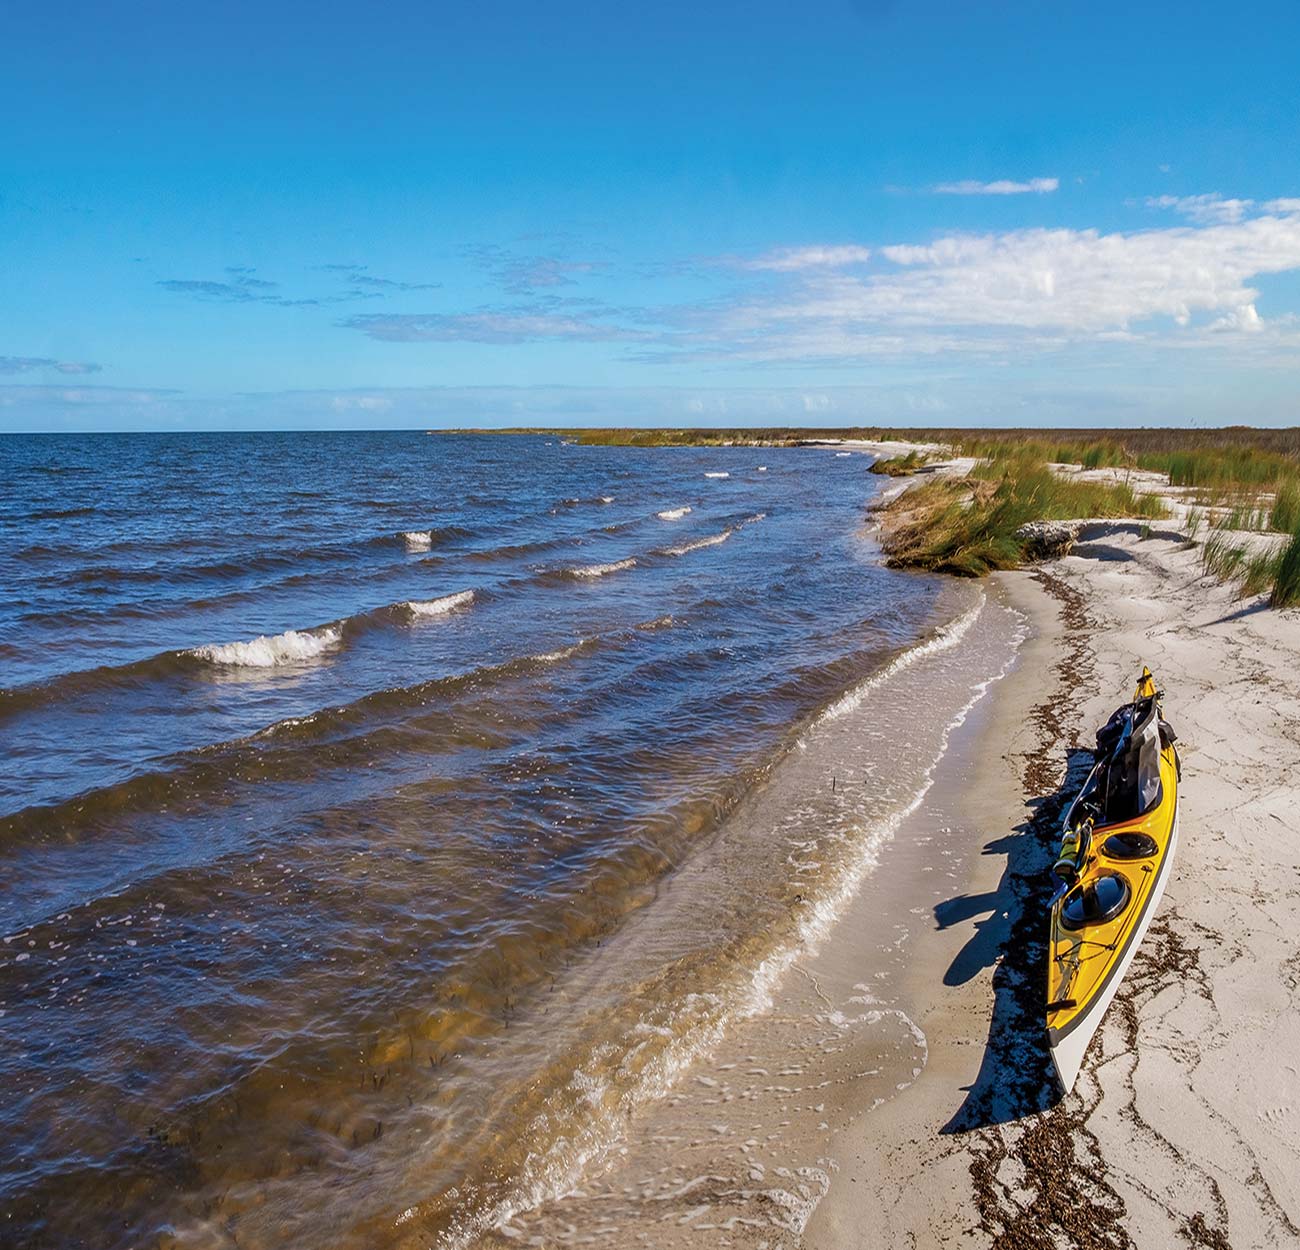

{"left": 1046, "top": 667, "right": 1180, "bottom": 1092}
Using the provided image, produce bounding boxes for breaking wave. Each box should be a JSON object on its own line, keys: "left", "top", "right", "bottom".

{"left": 657, "top": 507, "right": 692, "bottom": 520}
{"left": 663, "top": 531, "right": 731, "bottom": 556}
{"left": 186, "top": 626, "right": 343, "bottom": 668}
{"left": 811, "top": 597, "right": 987, "bottom": 729}
{"left": 397, "top": 526, "right": 472, "bottom": 552}
{"left": 704, "top": 472, "right": 730, "bottom": 479}
{"left": 565, "top": 558, "right": 637, "bottom": 579}
{"left": 399, "top": 590, "right": 475, "bottom": 619}
{"left": 660, "top": 515, "right": 761, "bottom": 558}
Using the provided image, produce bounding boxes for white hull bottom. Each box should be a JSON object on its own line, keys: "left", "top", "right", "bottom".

{"left": 1049, "top": 803, "right": 1180, "bottom": 1094}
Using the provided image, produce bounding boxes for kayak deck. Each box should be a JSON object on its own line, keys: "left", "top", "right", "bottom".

{"left": 1046, "top": 670, "right": 1180, "bottom": 1092}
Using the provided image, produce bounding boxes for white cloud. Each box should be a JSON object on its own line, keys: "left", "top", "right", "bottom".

{"left": 1209, "top": 303, "right": 1263, "bottom": 333}
{"left": 933, "top": 177, "right": 1059, "bottom": 195}
{"left": 669, "top": 202, "right": 1300, "bottom": 361}
{"left": 1145, "top": 193, "right": 1254, "bottom": 225}
{"left": 744, "top": 245, "right": 872, "bottom": 271}
{"left": 336, "top": 195, "right": 1300, "bottom": 368}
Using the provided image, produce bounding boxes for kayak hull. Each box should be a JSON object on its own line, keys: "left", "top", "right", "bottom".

{"left": 1046, "top": 669, "right": 1180, "bottom": 1094}
{"left": 1048, "top": 795, "right": 1179, "bottom": 1092}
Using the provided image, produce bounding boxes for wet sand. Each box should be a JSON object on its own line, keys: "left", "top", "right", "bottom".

{"left": 482, "top": 518, "right": 1300, "bottom": 1248}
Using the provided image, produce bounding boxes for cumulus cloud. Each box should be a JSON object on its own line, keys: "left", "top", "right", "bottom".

{"left": 337, "top": 196, "right": 1300, "bottom": 365}
{"left": 934, "top": 177, "right": 1059, "bottom": 195}
{"left": 742, "top": 245, "right": 872, "bottom": 271}
{"left": 0, "top": 355, "right": 102, "bottom": 375}
{"left": 771, "top": 213, "right": 1296, "bottom": 328}
{"left": 1209, "top": 303, "right": 1263, "bottom": 333}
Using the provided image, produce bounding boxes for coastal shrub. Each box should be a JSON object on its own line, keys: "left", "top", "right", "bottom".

{"left": 1271, "top": 524, "right": 1300, "bottom": 607}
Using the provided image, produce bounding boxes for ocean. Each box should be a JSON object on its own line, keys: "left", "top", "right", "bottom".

{"left": 0, "top": 431, "right": 985, "bottom": 1248}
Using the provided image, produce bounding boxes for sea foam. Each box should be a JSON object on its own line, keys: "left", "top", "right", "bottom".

{"left": 657, "top": 507, "right": 692, "bottom": 520}
{"left": 188, "top": 627, "right": 343, "bottom": 668}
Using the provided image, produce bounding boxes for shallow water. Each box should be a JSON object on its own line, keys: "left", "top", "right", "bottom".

{"left": 0, "top": 431, "right": 952, "bottom": 1248}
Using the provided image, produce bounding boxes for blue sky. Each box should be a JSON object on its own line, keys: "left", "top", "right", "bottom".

{"left": 3, "top": 0, "right": 1300, "bottom": 430}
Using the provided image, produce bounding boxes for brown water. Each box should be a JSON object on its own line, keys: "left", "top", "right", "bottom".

{"left": 1, "top": 432, "right": 970, "bottom": 1248}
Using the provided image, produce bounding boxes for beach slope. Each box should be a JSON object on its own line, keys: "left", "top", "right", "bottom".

{"left": 808, "top": 522, "right": 1300, "bottom": 1249}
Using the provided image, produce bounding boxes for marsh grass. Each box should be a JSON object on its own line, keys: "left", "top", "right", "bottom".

{"left": 1201, "top": 526, "right": 1249, "bottom": 582}
{"left": 1270, "top": 480, "right": 1300, "bottom": 533}
{"left": 878, "top": 452, "right": 1165, "bottom": 577}
{"left": 868, "top": 450, "right": 932, "bottom": 476}
{"left": 1200, "top": 516, "right": 1298, "bottom": 602}
{"left": 1270, "top": 526, "right": 1300, "bottom": 607}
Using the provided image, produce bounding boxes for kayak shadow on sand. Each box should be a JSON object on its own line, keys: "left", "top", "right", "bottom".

{"left": 937, "top": 746, "right": 1097, "bottom": 1132}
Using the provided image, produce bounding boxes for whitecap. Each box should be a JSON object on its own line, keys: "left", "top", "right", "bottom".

{"left": 401, "top": 590, "right": 475, "bottom": 619}
{"left": 401, "top": 530, "right": 434, "bottom": 552}
{"left": 189, "top": 626, "right": 342, "bottom": 668}
{"left": 568, "top": 557, "right": 636, "bottom": 578}
{"left": 664, "top": 531, "right": 731, "bottom": 556}
{"left": 704, "top": 472, "right": 730, "bottom": 479}
{"left": 657, "top": 506, "right": 692, "bottom": 520}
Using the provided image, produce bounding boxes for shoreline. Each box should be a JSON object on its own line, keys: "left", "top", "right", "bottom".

{"left": 472, "top": 577, "right": 1029, "bottom": 1246}
{"left": 471, "top": 516, "right": 1300, "bottom": 1248}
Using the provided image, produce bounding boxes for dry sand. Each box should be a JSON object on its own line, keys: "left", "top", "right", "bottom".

{"left": 807, "top": 522, "right": 1300, "bottom": 1249}
{"left": 478, "top": 486, "right": 1300, "bottom": 1248}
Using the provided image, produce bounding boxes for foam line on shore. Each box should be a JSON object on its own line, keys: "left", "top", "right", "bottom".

{"left": 428, "top": 594, "right": 1029, "bottom": 1248}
